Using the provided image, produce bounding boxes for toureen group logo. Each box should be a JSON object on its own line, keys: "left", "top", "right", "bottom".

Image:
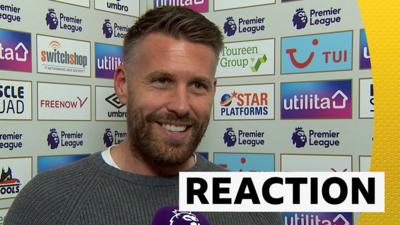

{"left": 0, "top": 29, "right": 31, "bottom": 72}
{"left": 215, "top": 84, "right": 274, "bottom": 120}
{"left": 0, "top": 2, "right": 22, "bottom": 23}
{"left": 47, "top": 128, "right": 84, "bottom": 150}
{"left": 291, "top": 127, "right": 341, "bottom": 149}
{"left": 216, "top": 39, "right": 274, "bottom": 78}
{"left": 223, "top": 15, "right": 266, "bottom": 37}
{"left": 37, "top": 35, "right": 90, "bottom": 77}
{"left": 282, "top": 212, "right": 353, "bottom": 225}
{"left": 154, "top": 0, "right": 209, "bottom": 13}
{"left": 360, "top": 29, "right": 371, "bottom": 69}
{"left": 292, "top": 7, "right": 342, "bottom": 30}
{"left": 213, "top": 153, "right": 275, "bottom": 172}
{"left": 103, "top": 128, "right": 127, "bottom": 147}
{"left": 281, "top": 80, "right": 352, "bottom": 119}
{"left": 281, "top": 31, "right": 352, "bottom": 74}
{"left": 45, "top": 8, "right": 83, "bottom": 33}
{"left": 223, "top": 127, "right": 265, "bottom": 148}
{"left": 102, "top": 19, "right": 128, "bottom": 39}
{"left": 0, "top": 79, "right": 32, "bottom": 120}
{"left": 95, "top": 43, "right": 123, "bottom": 79}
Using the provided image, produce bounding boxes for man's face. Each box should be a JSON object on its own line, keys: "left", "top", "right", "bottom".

{"left": 117, "top": 33, "right": 217, "bottom": 166}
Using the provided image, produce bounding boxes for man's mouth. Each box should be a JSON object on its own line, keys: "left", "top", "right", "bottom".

{"left": 161, "top": 123, "right": 190, "bottom": 132}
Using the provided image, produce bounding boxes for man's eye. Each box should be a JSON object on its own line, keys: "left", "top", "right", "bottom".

{"left": 151, "top": 77, "right": 171, "bottom": 88}
{"left": 193, "top": 82, "right": 208, "bottom": 90}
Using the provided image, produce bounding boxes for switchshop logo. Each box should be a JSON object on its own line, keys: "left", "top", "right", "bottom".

{"left": 0, "top": 167, "right": 21, "bottom": 196}
{"left": 223, "top": 127, "right": 265, "bottom": 148}
{"left": 292, "top": 7, "right": 342, "bottom": 30}
{"left": 223, "top": 16, "right": 265, "bottom": 37}
{"left": 45, "top": 8, "right": 83, "bottom": 33}
{"left": 47, "top": 128, "right": 84, "bottom": 150}
{"left": 103, "top": 128, "right": 127, "bottom": 147}
{"left": 291, "top": 127, "right": 340, "bottom": 149}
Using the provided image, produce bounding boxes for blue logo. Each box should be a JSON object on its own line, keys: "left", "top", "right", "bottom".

{"left": 102, "top": 19, "right": 113, "bottom": 38}
{"left": 223, "top": 17, "right": 237, "bottom": 36}
{"left": 103, "top": 128, "right": 114, "bottom": 147}
{"left": 102, "top": 128, "right": 127, "bottom": 147}
{"left": 45, "top": 9, "right": 58, "bottom": 30}
{"left": 38, "top": 154, "right": 90, "bottom": 173}
{"left": 360, "top": 29, "right": 371, "bottom": 69}
{"left": 169, "top": 209, "right": 201, "bottom": 225}
{"left": 223, "top": 128, "right": 236, "bottom": 147}
{"left": 47, "top": 128, "right": 59, "bottom": 149}
{"left": 292, "top": 8, "right": 308, "bottom": 29}
{"left": 292, "top": 127, "right": 307, "bottom": 148}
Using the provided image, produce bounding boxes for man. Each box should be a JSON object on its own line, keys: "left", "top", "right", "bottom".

{"left": 5, "top": 6, "right": 283, "bottom": 225}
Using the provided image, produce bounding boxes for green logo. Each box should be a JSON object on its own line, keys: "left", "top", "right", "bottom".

{"left": 251, "top": 54, "right": 267, "bottom": 72}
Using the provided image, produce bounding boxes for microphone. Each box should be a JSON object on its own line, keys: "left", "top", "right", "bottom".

{"left": 151, "top": 205, "right": 210, "bottom": 225}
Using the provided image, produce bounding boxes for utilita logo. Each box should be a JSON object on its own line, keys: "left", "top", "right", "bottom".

{"left": 223, "top": 127, "right": 265, "bottom": 148}
{"left": 45, "top": 8, "right": 83, "bottom": 33}
{"left": 292, "top": 127, "right": 340, "bottom": 149}
{"left": 360, "top": 29, "right": 371, "bottom": 69}
{"left": 281, "top": 80, "right": 352, "bottom": 119}
{"left": 0, "top": 2, "right": 22, "bottom": 23}
{"left": 281, "top": 31, "right": 352, "bottom": 74}
{"left": 102, "top": 19, "right": 128, "bottom": 39}
{"left": 40, "top": 96, "right": 88, "bottom": 109}
{"left": 95, "top": 43, "right": 123, "bottom": 79}
{"left": 292, "top": 7, "right": 342, "bottom": 30}
{"left": 0, "top": 29, "right": 31, "bottom": 72}
{"left": 103, "top": 128, "right": 127, "bottom": 147}
{"left": 282, "top": 212, "right": 353, "bottom": 225}
{"left": 0, "top": 167, "right": 21, "bottom": 196}
{"left": 105, "top": 93, "right": 126, "bottom": 118}
{"left": 47, "top": 128, "right": 84, "bottom": 150}
{"left": 154, "top": 0, "right": 209, "bottom": 13}
{"left": 223, "top": 16, "right": 266, "bottom": 37}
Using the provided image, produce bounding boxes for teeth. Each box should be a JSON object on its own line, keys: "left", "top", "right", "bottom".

{"left": 162, "top": 124, "right": 187, "bottom": 132}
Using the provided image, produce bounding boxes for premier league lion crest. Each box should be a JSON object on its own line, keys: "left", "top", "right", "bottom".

{"left": 223, "top": 127, "right": 237, "bottom": 147}
{"left": 292, "top": 8, "right": 308, "bottom": 29}
{"left": 102, "top": 19, "right": 113, "bottom": 38}
{"left": 169, "top": 209, "right": 201, "bottom": 225}
{"left": 223, "top": 17, "right": 237, "bottom": 36}
{"left": 46, "top": 8, "right": 58, "bottom": 30}
{"left": 292, "top": 127, "right": 307, "bottom": 148}
{"left": 47, "top": 128, "right": 60, "bottom": 149}
{"left": 103, "top": 128, "right": 114, "bottom": 147}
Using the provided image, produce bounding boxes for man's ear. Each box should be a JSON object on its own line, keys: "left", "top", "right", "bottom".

{"left": 114, "top": 65, "right": 128, "bottom": 104}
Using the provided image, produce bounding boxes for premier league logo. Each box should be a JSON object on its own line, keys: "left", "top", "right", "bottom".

{"left": 45, "top": 8, "right": 58, "bottom": 30}
{"left": 102, "top": 19, "right": 113, "bottom": 38}
{"left": 47, "top": 128, "right": 60, "bottom": 149}
{"left": 169, "top": 209, "right": 201, "bottom": 225}
{"left": 223, "top": 128, "right": 237, "bottom": 147}
{"left": 292, "top": 8, "right": 308, "bottom": 29}
{"left": 223, "top": 17, "right": 237, "bottom": 36}
{"left": 103, "top": 128, "right": 114, "bottom": 147}
{"left": 292, "top": 127, "right": 307, "bottom": 148}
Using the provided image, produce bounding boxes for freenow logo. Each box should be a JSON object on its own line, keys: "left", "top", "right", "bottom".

{"left": 0, "top": 80, "right": 32, "bottom": 120}
{"left": 223, "top": 16, "right": 266, "bottom": 37}
{"left": 0, "top": 2, "right": 22, "bottom": 23}
{"left": 37, "top": 35, "right": 90, "bottom": 77}
{"left": 214, "top": 84, "right": 274, "bottom": 120}
{"left": 214, "top": 153, "right": 275, "bottom": 172}
{"left": 37, "top": 83, "right": 91, "bottom": 120}
{"left": 45, "top": 8, "right": 83, "bottom": 33}
{"left": 103, "top": 128, "right": 127, "bottom": 147}
{"left": 0, "top": 167, "right": 21, "bottom": 196}
{"left": 102, "top": 19, "right": 128, "bottom": 39}
{"left": 47, "top": 128, "right": 84, "bottom": 149}
{"left": 95, "top": 43, "right": 122, "bottom": 79}
{"left": 292, "top": 7, "right": 342, "bottom": 30}
{"left": 216, "top": 39, "right": 274, "bottom": 78}
{"left": 292, "top": 127, "right": 341, "bottom": 149}
{"left": 359, "top": 79, "right": 374, "bottom": 118}
{"left": 360, "top": 29, "right": 371, "bottom": 69}
{"left": 0, "top": 132, "right": 23, "bottom": 151}
{"left": 282, "top": 212, "right": 353, "bottom": 225}
{"left": 281, "top": 31, "right": 352, "bottom": 74}
{"left": 0, "top": 29, "right": 31, "bottom": 72}
{"left": 281, "top": 80, "right": 352, "bottom": 119}
{"left": 154, "top": 0, "right": 209, "bottom": 13}
{"left": 223, "top": 127, "right": 265, "bottom": 147}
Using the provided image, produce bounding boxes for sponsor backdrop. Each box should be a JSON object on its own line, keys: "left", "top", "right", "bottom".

{"left": 0, "top": 0, "right": 375, "bottom": 224}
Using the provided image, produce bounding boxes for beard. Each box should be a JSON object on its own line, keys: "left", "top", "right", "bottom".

{"left": 127, "top": 102, "right": 210, "bottom": 167}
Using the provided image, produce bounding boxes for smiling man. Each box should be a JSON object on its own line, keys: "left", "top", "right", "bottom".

{"left": 5, "top": 6, "right": 283, "bottom": 225}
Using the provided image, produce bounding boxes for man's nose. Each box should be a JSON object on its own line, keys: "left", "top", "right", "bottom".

{"left": 166, "top": 86, "right": 190, "bottom": 117}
